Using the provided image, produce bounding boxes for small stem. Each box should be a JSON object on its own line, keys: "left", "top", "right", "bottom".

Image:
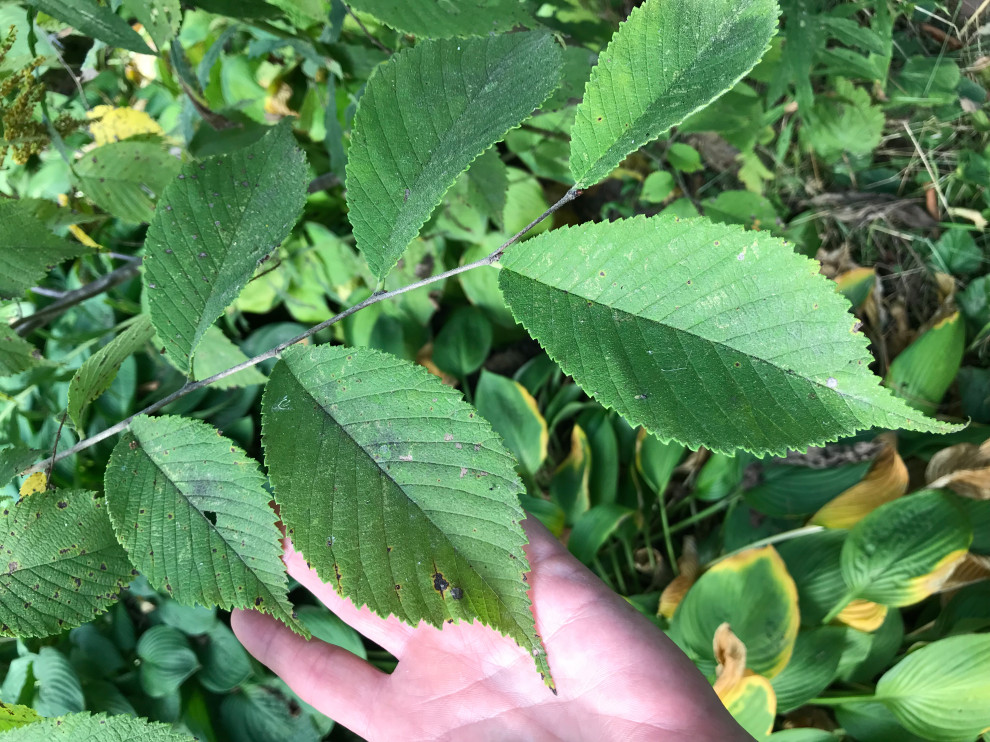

{"left": 668, "top": 496, "right": 735, "bottom": 535}
{"left": 21, "top": 188, "right": 580, "bottom": 476}
{"left": 657, "top": 487, "right": 677, "bottom": 576}
{"left": 709, "top": 525, "right": 825, "bottom": 567}
{"left": 591, "top": 557, "right": 616, "bottom": 591}
{"left": 807, "top": 695, "right": 874, "bottom": 707}
{"left": 345, "top": 6, "right": 392, "bottom": 54}
{"left": 14, "top": 261, "right": 141, "bottom": 337}
{"left": 609, "top": 548, "right": 628, "bottom": 594}
{"left": 822, "top": 592, "right": 855, "bottom": 624}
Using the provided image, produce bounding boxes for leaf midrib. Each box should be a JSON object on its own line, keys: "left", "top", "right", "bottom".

{"left": 283, "top": 365, "right": 531, "bottom": 632}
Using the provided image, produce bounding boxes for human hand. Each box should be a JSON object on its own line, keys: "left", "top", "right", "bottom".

{"left": 231, "top": 518, "right": 753, "bottom": 742}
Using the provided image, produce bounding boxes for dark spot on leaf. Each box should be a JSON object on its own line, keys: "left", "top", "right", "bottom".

{"left": 204, "top": 511, "right": 217, "bottom": 525}
{"left": 6, "top": 561, "right": 17, "bottom": 573}
{"left": 451, "top": 587, "right": 463, "bottom": 600}
{"left": 56, "top": 501, "right": 67, "bottom": 509}
{"left": 433, "top": 571, "right": 449, "bottom": 594}
{"left": 255, "top": 597, "right": 263, "bottom": 606}
{"left": 129, "top": 440, "right": 138, "bottom": 450}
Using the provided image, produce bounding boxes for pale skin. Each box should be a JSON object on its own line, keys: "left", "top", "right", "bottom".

{"left": 231, "top": 519, "right": 754, "bottom": 742}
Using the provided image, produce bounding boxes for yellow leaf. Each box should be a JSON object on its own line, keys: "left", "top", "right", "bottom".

{"left": 415, "top": 343, "right": 458, "bottom": 388}
{"left": 658, "top": 536, "right": 700, "bottom": 618}
{"left": 939, "top": 552, "right": 990, "bottom": 591}
{"left": 810, "top": 436, "right": 907, "bottom": 529}
{"left": 712, "top": 622, "right": 747, "bottom": 698}
{"left": 712, "top": 627, "right": 777, "bottom": 741}
{"left": 837, "top": 599, "right": 888, "bottom": 632}
{"left": 902, "top": 549, "right": 971, "bottom": 603}
{"left": 68, "top": 224, "right": 101, "bottom": 249}
{"left": 19, "top": 471, "right": 47, "bottom": 497}
{"left": 87, "top": 105, "right": 163, "bottom": 145}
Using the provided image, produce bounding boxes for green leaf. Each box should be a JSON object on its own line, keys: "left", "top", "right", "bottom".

{"left": 0, "top": 701, "right": 40, "bottom": 731}
{"left": 345, "top": 32, "right": 562, "bottom": 279}
{"left": 67, "top": 315, "right": 154, "bottom": 431}
{"left": 777, "top": 529, "right": 846, "bottom": 625}
{"left": 466, "top": 147, "right": 508, "bottom": 229}
{"left": 567, "top": 504, "right": 634, "bottom": 564}
{"left": 840, "top": 490, "right": 972, "bottom": 607}
{"left": 745, "top": 460, "right": 870, "bottom": 518}
{"left": 635, "top": 430, "right": 684, "bottom": 496}
{"left": 498, "top": 215, "right": 959, "bottom": 457}
{"left": 800, "top": 77, "right": 884, "bottom": 159}
{"left": 0, "top": 201, "right": 87, "bottom": 300}
{"left": 0, "top": 325, "right": 49, "bottom": 378}
{"left": 667, "top": 143, "right": 703, "bottom": 174}
{"left": 834, "top": 700, "right": 931, "bottom": 742}
{"left": 296, "top": 605, "right": 366, "bottom": 659}
{"left": 875, "top": 634, "right": 990, "bottom": 742}
{"left": 347, "top": 0, "right": 537, "bottom": 38}
{"left": 0, "top": 712, "right": 196, "bottom": 740}
{"left": 120, "top": 0, "right": 181, "bottom": 50}
{"left": 25, "top": 0, "right": 154, "bottom": 53}
{"left": 0, "top": 447, "right": 42, "bottom": 490}
{"left": 432, "top": 307, "right": 492, "bottom": 378}
{"left": 262, "top": 345, "right": 553, "bottom": 689}
{"left": 550, "top": 425, "right": 592, "bottom": 523}
{"left": 143, "top": 120, "right": 308, "bottom": 373}
{"left": 196, "top": 624, "right": 251, "bottom": 693}
{"left": 156, "top": 600, "right": 219, "bottom": 636}
{"left": 770, "top": 626, "right": 845, "bottom": 713}
{"left": 33, "top": 647, "right": 84, "bottom": 716}
{"left": 640, "top": 171, "right": 676, "bottom": 203}
{"left": 885, "top": 312, "right": 965, "bottom": 415}
{"left": 190, "top": 326, "right": 267, "bottom": 388}
{"left": 568, "top": 0, "right": 778, "bottom": 187}
{"left": 75, "top": 141, "right": 181, "bottom": 224}
{"left": 475, "top": 370, "right": 548, "bottom": 477}
{"left": 0, "top": 490, "right": 132, "bottom": 638}
{"left": 103, "top": 415, "right": 303, "bottom": 634}
{"left": 672, "top": 546, "right": 799, "bottom": 677}
{"left": 137, "top": 626, "right": 199, "bottom": 698}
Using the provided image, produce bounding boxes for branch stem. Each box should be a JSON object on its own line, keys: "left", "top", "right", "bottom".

{"left": 22, "top": 187, "right": 580, "bottom": 476}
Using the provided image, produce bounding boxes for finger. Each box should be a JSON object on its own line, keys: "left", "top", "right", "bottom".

{"left": 231, "top": 608, "right": 386, "bottom": 735}
{"left": 284, "top": 539, "right": 417, "bottom": 657}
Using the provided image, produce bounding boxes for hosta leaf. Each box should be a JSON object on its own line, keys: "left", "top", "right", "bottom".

{"left": 498, "top": 216, "right": 959, "bottom": 456}
{"left": 345, "top": 33, "right": 562, "bottom": 279}
{"left": 75, "top": 141, "right": 181, "bottom": 224}
{"left": 67, "top": 315, "right": 154, "bottom": 431}
{"left": 348, "top": 0, "right": 537, "bottom": 38}
{"left": 569, "top": 0, "right": 778, "bottom": 187}
{"left": 103, "top": 415, "right": 303, "bottom": 634}
{"left": 0, "top": 490, "right": 132, "bottom": 638}
{"left": 24, "top": 0, "right": 154, "bottom": 53}
{"left": 137, "top": 625, "right": 199, "bottom": 698}
{"left": 875, "top": 634, "right": 990, "bottom": 742}
{"left": 0, "top": 712, "right": 196, "bottom": 741}
{"left": 33, "top": 647, "right": 84, "bottom": 716}
{"left": 0, "top": 201, "right": 87, "bottom": 300}
{"left": 0, "top": 701, "right": 40, "bottom": 731}
{"left": 196, "top": 624, "right": 251, "bottom": 693}
{"left": 0, "top": 325, "right": 49, "bottom": 378}
{"left": 262, "top": 345, "right": 553, "bottom": 688}
{"left": 143, "top": 120, "right": 308, "bottom": 373}
{"left": 840, "top": 490, "right": 971, "bottom": 607}
{"left": 770, "top": 627, "right": 845, "bottom": 713}
{"left": 672, "top": 545, "right": 798, "bottom": 677}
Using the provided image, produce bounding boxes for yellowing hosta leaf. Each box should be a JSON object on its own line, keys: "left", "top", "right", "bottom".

{"left": 712, "top": 622, "right": 748, "bottom": 697}
{"left": 721, "top": 672, "right": 777, "bottom": 740}
{"left": 672, "top": 545, "right": 798, "bottom": 678}
{"left": 658, "top": 536, "right": 700, "bottom": 618}
{"left": 143, "top": 120, "right": 308, "bottom": 373}
{"left": 104, "top": 415, "right": 303, "bottom": 634}
{"left": 837, "top": 599, "right": 888, "bottom": 632}
{"left": 840, "top": 491, "right": 972, "bottom": 608}
{"left": 262, "top": 345, "right": 553, "bottom": 689}
{"left": 875, "top": 634, "right": 990, "bottom": 742}
{"left": 833, "top": 266, "right": 876, "bottom": 310}
{"left": 0, "top": 490, "right": 133, "bottom": 637}
{"left": 550, "top": 424, "right": 591, "bottom": 524}
{"left": 569, "top": 0, "right": 778, "bottom": 187}
{"left": 346, "top": 33, "right": 561, "bottom": 279}
{"left": 810, "top": 437, "right": 908, "bottom": 529}
{"left": 87, "top": 106, "right": 164, "bottom": 145}
{"left": 885, "top": 311, "right": 965, "bottom": 414}
{"left": 498, "top": 216, "right": 958, "bottom": 457}
{"left": 475, "top": 370, "right": 548, "bottom": 477}
{"left": 348, "top": 0, "right": 537, "bottom": 38}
